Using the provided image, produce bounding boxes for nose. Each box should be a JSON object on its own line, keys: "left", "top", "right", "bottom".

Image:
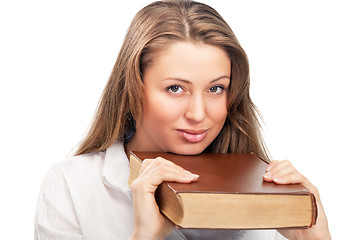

{"left": 184, "top": 94, "right": 206, "bottom": 123}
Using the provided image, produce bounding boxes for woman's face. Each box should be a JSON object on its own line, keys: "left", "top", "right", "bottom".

{"left": 130, "top": 42, "right": 231, "bottom": 155}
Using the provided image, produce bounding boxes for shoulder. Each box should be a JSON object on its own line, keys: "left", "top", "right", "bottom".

{"left": 55, "top": 152, "right": 105, "bottom": 176}
{"left": 39, "top": 140, "right": 128, "bottom": 199}
{"left": 40, "top": 151, "right": 106, "bottom": 191}
{"left": 65, "top": 150, "right": 105, "bottom": 167}
{"left": 35, "top": 155, "right": 104, "bottom": 239}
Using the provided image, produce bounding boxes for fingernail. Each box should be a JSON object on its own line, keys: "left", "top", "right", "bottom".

{"left": 273, "top": 178, "right": 284, "bottom": 183}
{"left": 184, "top": 170, "right": 199, "bottom": 177}
{"left": 263, "top": 171, "right": 272, "bottom": 178}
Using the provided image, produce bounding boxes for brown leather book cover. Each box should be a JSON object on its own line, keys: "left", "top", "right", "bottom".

{"left": 129, "top": 151, "right": 317, "bottom": 229}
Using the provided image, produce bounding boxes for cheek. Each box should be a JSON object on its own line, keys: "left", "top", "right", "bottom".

{"left": 206, "top": 98, "right": 228, "bottom": 124}
{"left": 143, "top": 95, "right": 186, "bottom": 125}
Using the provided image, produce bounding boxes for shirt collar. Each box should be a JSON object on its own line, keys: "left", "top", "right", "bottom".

{"left": 102, "top": 141, "right": 131, "bottom": 195}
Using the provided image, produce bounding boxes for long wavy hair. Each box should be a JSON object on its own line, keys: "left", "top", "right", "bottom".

{"left": 75, "top": 0, "right": 270, "bottom": 161}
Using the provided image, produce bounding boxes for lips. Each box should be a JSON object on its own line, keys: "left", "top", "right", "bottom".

{"left": 176, "top": 129, "right": 208, "bottom": 143}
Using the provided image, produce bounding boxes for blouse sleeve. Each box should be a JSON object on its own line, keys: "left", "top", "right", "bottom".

{"left": 34, "top": 164, "right": 83, "bottom": 240}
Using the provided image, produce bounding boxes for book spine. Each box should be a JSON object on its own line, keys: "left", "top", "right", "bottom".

{"left": 309, "top": 192, "right": 318, "bottom": 228}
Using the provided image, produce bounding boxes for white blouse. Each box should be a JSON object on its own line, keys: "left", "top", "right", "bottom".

{"left": 34, "top": 141, "right": 287, "bottom": 240}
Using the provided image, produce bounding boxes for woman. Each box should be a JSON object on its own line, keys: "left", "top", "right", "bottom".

{"left": 35, "top": 1, "right": 331, "bottom": 239}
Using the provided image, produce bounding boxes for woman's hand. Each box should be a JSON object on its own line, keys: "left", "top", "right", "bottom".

{"left": 129, "top": 157, "right": 199, "bottom": 240}
{"left": 263, "top": 160, "right": 331, "bottom": 240}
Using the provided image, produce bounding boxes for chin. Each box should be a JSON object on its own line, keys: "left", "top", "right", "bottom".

{"left": 168, "top": 144, "right": 207, "bottom": 156}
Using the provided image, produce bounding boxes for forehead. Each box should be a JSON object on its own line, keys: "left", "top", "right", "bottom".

{"left": 144, "top": 42, "right": 231, "bottom": 83}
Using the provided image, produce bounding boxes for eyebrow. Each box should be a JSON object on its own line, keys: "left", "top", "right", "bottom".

{"left": 162, "top": 75, "right": 230, "bottom": 84}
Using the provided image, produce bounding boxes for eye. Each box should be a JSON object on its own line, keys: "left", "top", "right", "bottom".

{"left": 166, "top": 85, "right": 184, "bottom": 94}
{"left": 208, "top": 85, "right": 225, "bottom": 94}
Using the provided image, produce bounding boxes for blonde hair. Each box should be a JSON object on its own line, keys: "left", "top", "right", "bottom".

{"left": 76, "top": 0, "right": 269, "bottom": 160}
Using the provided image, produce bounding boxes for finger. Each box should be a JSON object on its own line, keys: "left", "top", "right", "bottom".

{"left": 267, "top": 159, "right": 292, "bottom": 173}
{"left": 263, "top": 160, "right": 293, "bottom": 181}
{"left": 141, "top": 157, "right": 199, "bottom": 178}
{"left": 272, "top": 165, "right": 297, "bottom": 179}
{"left": 263, "top": 172, "right": 276, "bottom": 182}
{"left": 139, "top": 158, "right": 153, "bottom": 175}
{"left": 140, "top": 158, "right": 172, "bottom": 175}
{"left": 265, "top": 160, "right": 292, "bottom": 177}
{"left": 141, "top": 157, "right": 183, "bottom": 175}
{"left": 133, "top": 164, "right": 199, "bottom": 193}
{"left": 272, "top": 172, "right": 306, "bottom": 185}
{"left": 144, "top": 164, "right": 199, "bottom": 185}
{"left": 265, "top": 160, "right": 279, "bottom": 172}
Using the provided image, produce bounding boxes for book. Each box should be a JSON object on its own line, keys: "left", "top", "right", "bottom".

{"left": 128, "top": 151, "right": 317, "bottom": 229}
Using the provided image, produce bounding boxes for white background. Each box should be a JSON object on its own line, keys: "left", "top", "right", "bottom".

{"left": 1, "top": 0, "right": 359, "bottom": 239}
